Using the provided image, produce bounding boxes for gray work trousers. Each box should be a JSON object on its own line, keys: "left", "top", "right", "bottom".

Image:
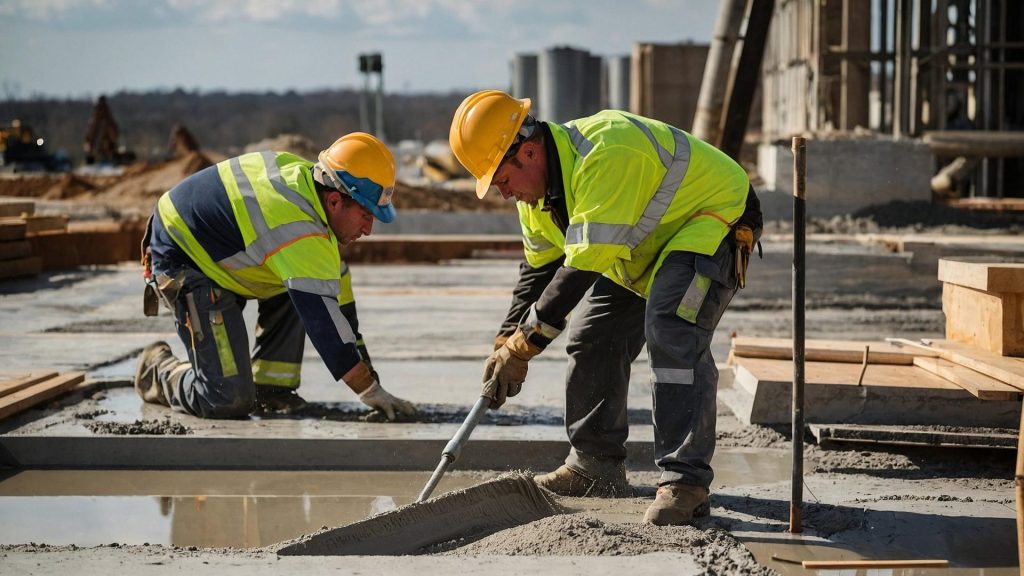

{"left": 563, "top": 238, "right": 738, "bottom": 488}
{"left": 153, "top": 268, "right": 304, "bottom": 419}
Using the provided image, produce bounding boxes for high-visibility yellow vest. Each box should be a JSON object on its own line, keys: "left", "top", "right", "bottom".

{"left": 545, "top": 111, "right": 749, "bottom": 296}
{"left": 518, "top": 199, "right": 565, "bottom": 268}
{"left": 157, "top": 151, "right": 345, "bottom": 302}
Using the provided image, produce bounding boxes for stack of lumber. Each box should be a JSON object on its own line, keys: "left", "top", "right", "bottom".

{"left": 0, "top": 371, "right": 85, "bottom": 421}
{"left": 724, "top": 336, "right": 1024, "bottom": 428}
{"left": 0, "top": 196, "right": 144, "bottom": 274}
{"left": 0, "top": 198, "right": 68, "bottom": 280}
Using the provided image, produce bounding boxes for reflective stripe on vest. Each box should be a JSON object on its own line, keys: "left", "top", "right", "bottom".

{"left": 564, "top": 116, "right": 691, "bottom": 250}
{"left": 216, "top": 154, "right": 328, "bottom": 270}
{"left": 565, "top": 125, "right": 594, "bottom": 158}
{"left": 523, "top": 233, "right": 556, "bottom": 253}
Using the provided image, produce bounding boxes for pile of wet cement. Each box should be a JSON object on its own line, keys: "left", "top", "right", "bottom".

{"left": 440, "top": 513, "right": 777, "bottom": 574}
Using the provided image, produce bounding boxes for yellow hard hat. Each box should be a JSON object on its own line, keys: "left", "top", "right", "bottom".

{"left": 449, "top": 90, "right": 532, "bottom": 199}
{"left": 317, "top": 132, "right": 396, "bottom": 223}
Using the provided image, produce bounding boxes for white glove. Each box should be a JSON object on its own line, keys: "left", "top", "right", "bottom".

{"left": 358, "top": 381, "right": 417, "bottom": 421}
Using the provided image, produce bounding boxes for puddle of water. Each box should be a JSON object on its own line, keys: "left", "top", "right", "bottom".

{"left": 0, "top": 470, "right": 485, "bottom": 548}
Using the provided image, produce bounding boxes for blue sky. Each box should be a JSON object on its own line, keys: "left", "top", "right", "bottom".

{"left": 0, "top": 0, "right": 717, "bottom": 98}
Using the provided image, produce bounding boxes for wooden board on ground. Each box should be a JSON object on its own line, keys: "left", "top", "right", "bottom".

{"left": 730, "top": 336, "right": 937, "bottom": 365}
{"left": 0, "top": 372, "right": 85, "bottom": 420}
{"left": 0, "top": 215, "right": 70, "bottom": 236}
{"left": 912, "top": 357, "right": 1020, "bottom": 401}
{"left": 0, "top": 240, "right": 31, "bottom": 261}
{"left": 0, "top": 220, "right": 27, "bottom": 242}
{"left": 891, "top": 338, "right": 1024, "bottom": 392}
{"left": 0, "top": 373, "right": 59, "bottom": 399}
{"left": 0, "top": 200, "right": 35, "bottom": 218}
{"left": 0, "top": 256, "right": 42, "bottom": 280}
{"left": 735, "top": 357, "right": 961, "bottom": 390}
{"left": 938, "top": 258, "right": 1024, "bottom": 293}
{"left": 810, "top": 423, "right": 1018, "bottom": 449}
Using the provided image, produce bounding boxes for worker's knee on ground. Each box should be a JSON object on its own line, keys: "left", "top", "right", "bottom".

{"left": 194, "top": 383, "right": 256, "bottom": 419}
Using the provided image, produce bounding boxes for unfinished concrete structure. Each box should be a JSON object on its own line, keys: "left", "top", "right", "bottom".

{"left": 630, "top": 42, "right": 709, "bottom": 132}
{"left": 758, "top": 0, "right": 1024, "bottom": 210}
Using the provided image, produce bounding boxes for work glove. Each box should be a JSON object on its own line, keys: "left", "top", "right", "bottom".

{"left": 482, "top": 327, "right": 542, "bottom": 409}
{"left": 344, "top": 361, "right": 417, "bottom": 421}
{"left": 359, "top": 381, "right": 417, "bottom": 421}
{"left": 733, "top": 225, "right": 755, "bottom": 289}
{"left": 493, "top": 333, "right": 509, "bottom": 351}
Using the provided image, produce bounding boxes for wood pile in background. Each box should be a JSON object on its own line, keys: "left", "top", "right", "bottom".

{"left": 0, "top": 199, "right": 67, "bottom": 280}
{"left": 0, "top": 197, "right": 144, "bottom": 280}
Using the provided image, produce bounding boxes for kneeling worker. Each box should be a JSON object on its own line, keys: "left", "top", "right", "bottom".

{"left": 135, "top": 133, "right": 416, "bottom": 421}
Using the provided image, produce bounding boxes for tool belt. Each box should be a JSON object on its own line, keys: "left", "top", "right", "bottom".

{"left": 731, "top": 185, "right": 764, "bottom": 289}
{"left": 141, "top": 214, "right": 186, "bottom": 316}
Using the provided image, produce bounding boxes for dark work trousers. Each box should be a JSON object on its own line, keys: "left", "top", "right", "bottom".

{"left": 152, "top": 267, "right": 305, "bottom": 419}
{"left": 563, "top": 237, "right": 738, "bottom": 488}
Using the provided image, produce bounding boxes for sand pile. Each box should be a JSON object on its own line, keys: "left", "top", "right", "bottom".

{"left": 444, "top": 514, "right": 777, "bottom": 575}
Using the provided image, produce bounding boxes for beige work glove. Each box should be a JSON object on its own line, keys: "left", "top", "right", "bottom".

{"left": 344, "top": 361, "right": 417, "bottom": 421}
{"left": 359, "top": 382, "right": 417, "bottom": 421}
{"left": 482, "top": 328, "right": 542, "bottom": 409}
{"left": 493, "top": 333, "right": 509, "bottom": 351}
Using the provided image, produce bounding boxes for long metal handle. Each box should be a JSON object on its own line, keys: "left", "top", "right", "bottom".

{"left": 416, "top": 389, "right": 493, "bottom": 503}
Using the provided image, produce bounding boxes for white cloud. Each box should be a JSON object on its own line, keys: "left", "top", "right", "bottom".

{"left": 0, "top": 0, "right": 111, "bottom": 20}
{"left": 164, "top": 0, "right": 343, "bottom": 23}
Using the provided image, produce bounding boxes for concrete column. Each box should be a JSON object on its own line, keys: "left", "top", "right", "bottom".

{"left": 692, "top": 0, "right": 747, "bottom": 143}
{"left": 840, "top": 0, "right": 871, "bottom": 131}
{"left": 606, "top": 55, "right": 631, "bottom": 111}
{"left": 512, "top": 53, "right": 539, "bottom": 116}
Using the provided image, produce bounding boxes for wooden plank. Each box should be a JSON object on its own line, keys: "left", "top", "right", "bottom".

{"left": 0, "top": 372, "right": 59, "bottom": 399}
{"left": 0, "top": 240, "right": 31, "bottom": 261}
{"left": 0, "top": 215, "right": 70, "bottom": 236}
{"left": 802, "top": 559, "right": 947, "bottom": 569}
{"left": 913, "top": 357, "right": 1020, "bottom": 401}
{"left": 938, "top": 258, "right": 1024, "bottom": 293}
{"left": 0, "top": 220, "right": 27, "bottom": 241}
{"left": 735, "top": 357, "right": 962, "bottom": 390}
{"left": 0, "top": 372, "right": 85, "bottom": 420}
{"left": 949, "top": 197, "right": 1024, "bottom": 212}
{"left": 0, "top": 200, "right": 35, "bottom": 218}
{"left": 891, "top": 338, "right": 1024, "bottom": 391}
{"left": 730, "top": 336, "right": 936, "bottom": 365}
{"left": 810, "top": 423, "right": 1018, "bottom": 449}
{"left": 0, "top": 256, "right": 42, "bottom": 279}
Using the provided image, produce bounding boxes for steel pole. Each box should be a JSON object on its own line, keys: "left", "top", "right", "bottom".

{"left": 789, "top": 136, "right": 806, "bottom": 534}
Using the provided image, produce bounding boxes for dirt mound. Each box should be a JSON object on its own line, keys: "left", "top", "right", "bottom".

{"left": 85, "top": 152, "right": 214, "bottom": 217}
{"left": 444, "top": 514, "right": 776, "bottom": 574}
{"left": 394, "top": 181, "right": 513, "bottom": 213}
{"left": 244, "top": 134, "right": 318, "bottom": 161}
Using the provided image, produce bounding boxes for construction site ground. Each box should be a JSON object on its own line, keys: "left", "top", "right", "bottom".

{"left": 1, "top": 231, "right": 1021, "bottom": 575}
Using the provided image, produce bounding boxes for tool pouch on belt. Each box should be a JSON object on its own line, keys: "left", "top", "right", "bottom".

{"left": 732, "top": 186, "right": 764, "bottom": 289}
{"left": 141, "top": 215, "right": 160, "bottom": 316}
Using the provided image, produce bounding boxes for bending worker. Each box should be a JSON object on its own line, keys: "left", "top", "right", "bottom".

{"left": 450, "top": 90, "right": 762, "bottom": 525}
{"left": 134, "top": 133, "right": 417, "bottom": 421}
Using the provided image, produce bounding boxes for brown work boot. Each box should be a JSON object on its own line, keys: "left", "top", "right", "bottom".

{"left": 134, "top": 341, "right": 176, "bottom": 406}
{"left": 534, "top": 464, "right": 628, "bottom": 498}
{"left": 254, "top": 384, "right": 308, "bottom": 415}
{"left": 643, "top": 482, "right": 710, "bottom": 525}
